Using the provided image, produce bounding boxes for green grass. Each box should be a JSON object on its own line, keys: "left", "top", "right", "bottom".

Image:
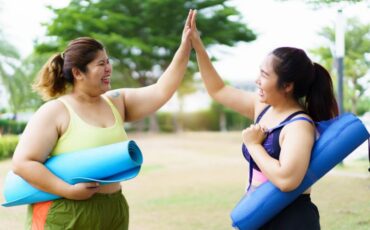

{"left": 1, "top": 132, "right": 369, "bottom": 229}
{"left": 140, "top": 164, "right": 165, "bottom": 175}
{"left": 335, "top": 159, "right": 369, "bottom": 174}
{"left": 126, "top": 184, "right": 244, "bottom": 230}
{"left": 313, "top": 174, "right": 370, "bottom": 230}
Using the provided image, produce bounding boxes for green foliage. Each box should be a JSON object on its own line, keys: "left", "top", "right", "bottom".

{"left": 0, "top": 31, "right": 44, "bottom": 113}
{"left": 0, "top": 119, "right": 27, "bottom": 135}
{"left": 225, "top": 108, "right": 253, "bottom": 130}
{"left": 0, "top": 135, "right": 19, "bottom": 160}
{"left": 0, "top": 31, "right": 21, "bottom": 111}
{"left": 10, "top": 54, "right": 50, "bottom": 109}
{"left": 306, "top": 0, "right": 364, "bottom": 4}
{"left": 155, "top": 107, "right": 252, "bottom": 132}
{"left": 310, "top": 17, "right": 370, "bottom": 115}
{"left": 33, "top": 0, "right": 257, "bottom": 132}
{"left": 353, "top": 96, "right": 370, "bottom": 115}
{"left": 0, "top": 32, "right": 19, "bottom": 64}
{"left": 36, "top": 0, "right": 256, "bottom": 89}
{"left": 278, "top": 0, "right": 366, "bottom": 8}
{"left": 183, "top": 109, "right": 220, "bottom": 131}
{"left": 157, "top": 112, "right": 175, "bottom": 133}
{"left": 5, "top": 61, "right": 44, "bottom": 114}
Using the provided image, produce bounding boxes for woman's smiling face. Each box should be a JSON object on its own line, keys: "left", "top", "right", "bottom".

{"left": 79, "top": 49, "right": 112, "bottom": 93}
{"left": 255, "top": 54, "right": 282, "bottom": 104}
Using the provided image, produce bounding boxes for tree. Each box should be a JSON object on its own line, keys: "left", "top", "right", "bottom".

{"left": 278, "top": 0, "right": 366, "bottom": 7}
{"left": 10, "top": 54, "right": 47, "bottom": 113}
{"left": 35, "top": 0, "right": 257, "bottom": 131}
{"left": 175, "top": 69, "right": 199, "bottom": 132}
{"left": 310, "top": 18, "right": 370, "bottom": 114}
{"left": 0, "top": 31, "right": 21, "bottom": 117}
{"left": 307, "top": 0, "right": 365, "bottom": 5}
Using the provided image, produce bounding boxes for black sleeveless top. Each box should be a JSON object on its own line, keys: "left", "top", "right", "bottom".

{"left": 242, "top": 106, "right": 314, "bottom": 189}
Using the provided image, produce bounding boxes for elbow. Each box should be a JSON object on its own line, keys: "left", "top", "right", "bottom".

{"left": 208, "top": 86, "right": 225, "bottom": 100}
{"left": 12, "top": 159, "right": 27, "bottom": 177}
{"left": 12, "top": 162, "right": 22, "bottom": 176}
{"left": 157, "top": 88, "right": 174, "bottom": 102}
{"left": 276, "top": 179, "right": 300, "bottom": 193}
{"left": 209, "top": 92, "right": 218, "bottom": 101}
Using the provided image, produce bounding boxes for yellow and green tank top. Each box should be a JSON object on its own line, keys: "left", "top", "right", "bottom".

{"left": 51, "top": 95, "right": 128, "bottom": 156}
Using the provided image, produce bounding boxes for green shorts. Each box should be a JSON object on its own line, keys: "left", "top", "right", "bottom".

{"left": 26, "top": 190, "right": 129, "bottom": 230}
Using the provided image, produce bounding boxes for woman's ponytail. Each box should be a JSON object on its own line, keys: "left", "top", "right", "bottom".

{"left": 272, "top": 47, "right": 339, "bottom": 122}
{"left": 305, "top": 62, "right": 338, "bottom": 121}
{"left": 32, "top": 53, "right": 71, "bottom": 101}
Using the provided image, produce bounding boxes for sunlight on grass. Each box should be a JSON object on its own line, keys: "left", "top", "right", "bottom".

{"left": 335, "top": 159, "right": 369, "bottom": 173}
{"left": 140, "top": 164, "right": 165, "bottom": 175}
{"left": 1, "top": 132, "right": 369, "bottom": 230}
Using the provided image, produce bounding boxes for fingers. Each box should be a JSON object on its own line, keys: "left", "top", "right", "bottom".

{"left": 190, "top": 9, "right": 197, "bottom": 30}
{"left": 182, "top": 9, "right": 194, "bottom": 43}
{"left": 66, "top": 182, "right": 100, "bottom": 200}
{"left": 85, "top": 182, "right": 100, "bottom": 188}
{"left": 184, "top": 9, "right": 193, "bottom": 29}
{"left": 244, "top": 124, "right": 267, "bottom": 133}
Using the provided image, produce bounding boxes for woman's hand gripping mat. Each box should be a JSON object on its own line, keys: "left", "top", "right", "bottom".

{"left": 2, "top": 140, "right": 143, "bottom": 207}
{"left": 231, "top": 113, "right": 370, "bottom": 230}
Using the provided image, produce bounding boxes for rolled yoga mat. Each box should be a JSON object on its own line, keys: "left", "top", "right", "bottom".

{"left": 2, "top": 140, "right": 143, "bottom": 207}
{"left": 230, "top": 113, "right": 370, "bottom": 230}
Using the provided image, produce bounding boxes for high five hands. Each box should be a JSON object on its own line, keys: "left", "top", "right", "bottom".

{"left": 182, "top": 9, "right": 203, "bottom": 52}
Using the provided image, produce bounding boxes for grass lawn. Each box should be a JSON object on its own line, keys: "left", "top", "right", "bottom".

{"left": 1, "top": 132, "right": 369, "bottom": 229}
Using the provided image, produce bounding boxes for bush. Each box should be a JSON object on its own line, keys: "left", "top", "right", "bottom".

{"left": 225, "top": 109, "right": 253, "bottom": 130}
{"left": 127, "top": 109, "right": 253, "bottom": 133}
{"left": 356, "top": 97, "right": 370, "bottom": 115}
{"left": 0, "top": 119, "right": 27, "bottom": 135}
{"left": 183, "top": 110, "right": 220, "bottom": 131}
{"left": 157, "top": 112, "right": 175, "bottom": 132}
{"left": 0, "top": 135, "right": 19, "bottom": 160}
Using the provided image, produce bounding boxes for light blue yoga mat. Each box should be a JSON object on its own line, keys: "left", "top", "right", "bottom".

{"left": 231, "top": 113, "right": 370, "bottom": 230}
{"left": 2, "top": 140, "right": 143, "bottom": 207}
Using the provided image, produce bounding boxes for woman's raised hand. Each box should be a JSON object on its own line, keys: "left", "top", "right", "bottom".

{"left": 188, "top": 9, "right": 203, "bottom": 51}
{"left": 181, "top": 9, "right": 195, "bottom": 51}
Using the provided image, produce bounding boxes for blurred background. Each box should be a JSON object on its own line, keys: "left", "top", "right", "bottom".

{"left": 0, "top": 0, "right": 369, "bottom": 229}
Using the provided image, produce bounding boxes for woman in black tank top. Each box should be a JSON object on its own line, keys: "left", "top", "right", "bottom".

{"left": 190, "top": 11, "right": 338, "bottom": 230}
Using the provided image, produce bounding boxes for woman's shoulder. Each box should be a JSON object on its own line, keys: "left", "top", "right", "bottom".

{"left": 283, "top": 111, "right": 315, "bottom": 135}
{"left": 290, "top": 111, "right": 313, "bottom": 123}
{"left": 104, "top": 90, "right": 125, "bottom": 116}
{"left": 32, "top": 98, "right": 68, "bottom": 122}
{"left": 38, "top": 98, "right": 66, "bottom": 112}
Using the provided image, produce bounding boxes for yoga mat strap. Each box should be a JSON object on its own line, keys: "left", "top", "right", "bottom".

{"left": 231, "top": 113, "right": 370, "bottom": 230}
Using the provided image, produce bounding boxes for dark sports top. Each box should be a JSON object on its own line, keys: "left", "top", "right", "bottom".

{"left": 242, "top": 106, "right": 314, "bottom": 190}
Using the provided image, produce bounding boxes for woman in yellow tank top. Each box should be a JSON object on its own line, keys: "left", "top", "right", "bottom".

{"left": 11, "top": 10, "right": 197, "bottom": 230}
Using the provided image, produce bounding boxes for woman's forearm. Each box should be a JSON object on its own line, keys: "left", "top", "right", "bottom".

{"left": 156, "top": 43, "right": 191, "bottom": 98}
{"left": 13, "top": 160, "right": 71, "bottom": 198}
{"left": 192, "top": 35, "right": 226, "bottom": 98}
{"left": 195, "top": 46, "right": 225, "bottom": 97}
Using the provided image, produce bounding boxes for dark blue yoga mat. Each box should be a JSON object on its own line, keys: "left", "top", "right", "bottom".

{"left": 231, "top": 113, "right": 369, "bottom": 230}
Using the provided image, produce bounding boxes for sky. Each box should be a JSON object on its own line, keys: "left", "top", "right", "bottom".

{"left": 214, "top": 0, "right": 370, "bottom": 83}
{"left": 0, "top": 0, "right": 369, "bottom": 111}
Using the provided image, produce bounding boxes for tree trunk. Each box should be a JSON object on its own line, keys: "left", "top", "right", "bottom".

{"left": 219, "top": 110, "right": 227, "bottom": 132}
{"left": 350, "top": 78, "right": 358, "bottom": 114}
{"left": 351, "top": 96, "right": 357, "bottom": 114}
{"left": 134, "top": 120, "right": 146, "bottom": 132}
{"left": 175, "top": 95, "right": 185, "bottom": 133}
{"left": 149, "top": 113, "right": 159, "bottom": 132}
